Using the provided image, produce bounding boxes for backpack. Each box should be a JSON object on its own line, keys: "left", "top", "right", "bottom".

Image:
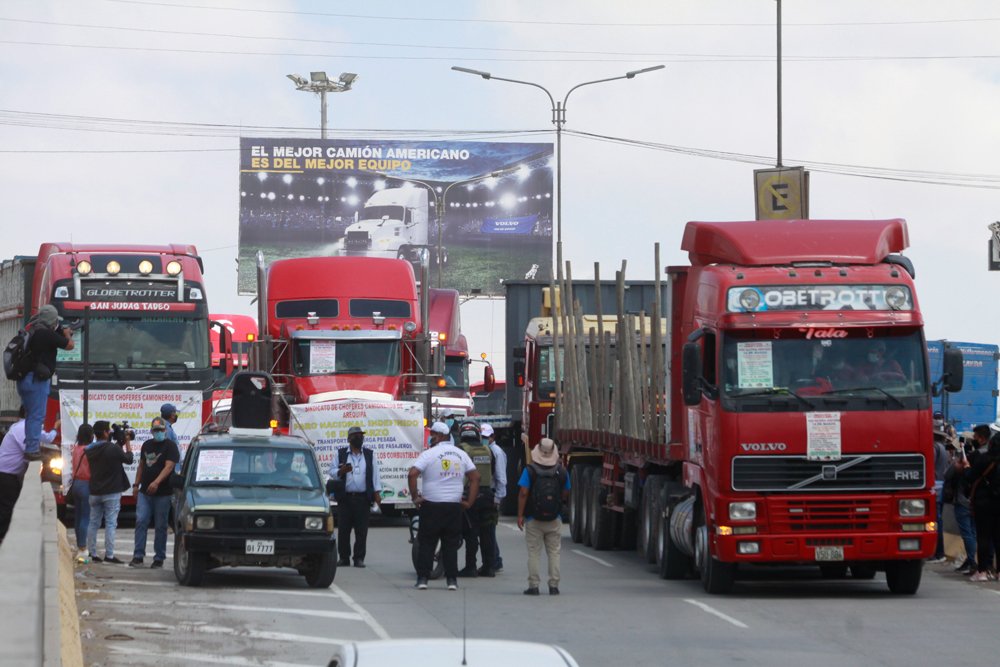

{"left": 3, "top": 328, "right": 34, "bottom": 381}
{"left": 527, "top": 463, "right": 566, "bottom": 522}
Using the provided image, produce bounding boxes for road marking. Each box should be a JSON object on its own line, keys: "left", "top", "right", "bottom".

{"left": 91, "top": 596, "right": 364, "bottom": 621}
{"left": 109, "top": 645, "right": 314, "bottom": 667}
{"left": 499, "top": 522, "right": 522, "bottom": 532}
{"left": 104, "top": 620, "right": 346, "bottom": 646}
{"left": 683, "top": 599, "right": 749, "bottom": 629}
{"left": 330, "top": 584, "right": 391, "bottom": 640}
{"left": 571, "top": 549, "right": 614, "bottom": 568}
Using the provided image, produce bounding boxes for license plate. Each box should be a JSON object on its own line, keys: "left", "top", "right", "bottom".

{"left": 814, "top": 546, "right": 844, "bottom": 562}
{"left": 245, "top": 540, "right": 275, "bottom": 555}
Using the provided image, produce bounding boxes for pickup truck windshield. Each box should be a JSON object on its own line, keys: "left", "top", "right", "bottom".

{"left": 721, "top": 328, "right": 929, "bottom": 412}
{"left": 57, "top": 316, "right": 210, "bottom": 369}
{"left": 191, "top": 447, "right": 322, "bottom": 489}
{"left": 293, "top": 339, "right": 400, "bottom": 376}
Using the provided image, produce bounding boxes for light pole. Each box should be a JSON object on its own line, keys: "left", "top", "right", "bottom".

{"left": 286, "top": 71, "right": 359, "bottom": 139}
{"left": 451, "top": 65, "right": 664, "bottom": 275}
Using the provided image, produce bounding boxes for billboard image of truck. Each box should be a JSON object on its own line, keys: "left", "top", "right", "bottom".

{"left": 332, "top": 187, "right": 429, "bottom": 260}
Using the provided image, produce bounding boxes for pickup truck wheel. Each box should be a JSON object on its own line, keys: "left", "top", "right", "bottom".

{"left": 569, "top": 466, "right": 584, "bottom": 544}
{"left": 695, "top": 505, "right": 735, "bottom": 594}
{"left": 581, "top": 467, "right": 596, "bottom": 547}
{"left": 885, "top": 560, "right": 922, "bottom": 594}
{"left": 174, "top": 538, "right": 205, "bottom": 587}
{"left": 304, "top": 551, "right": 337, "bottom": 588}
{"left": 658, "top": 506, "right": 692, "bottom": 579}
{"left": 819, "top": 565, "right": 849, "bottom": 579}
{"left": 851, "top": 564, "right": 877, "bottom": 580}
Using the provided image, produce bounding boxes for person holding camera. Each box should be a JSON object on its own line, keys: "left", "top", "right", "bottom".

{"left": 327, "top": 426, "right": 382, "bottom": 568}
{"left": 129, "top": 417, "right": 179, "bottom": 569}
{"left": 17, "top": 304, "right": 74, "bottom": 461}
{"left": 85, "top": 420, "right": 134, "bottom": 564}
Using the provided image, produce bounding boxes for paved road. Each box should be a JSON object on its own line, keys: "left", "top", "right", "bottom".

{"left": 76, "top": 518, "right": 1000, "bottom": 666}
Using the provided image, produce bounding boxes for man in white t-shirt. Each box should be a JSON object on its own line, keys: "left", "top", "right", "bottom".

{"left": 408, "top": 421, "right": 480, "bottom": 591}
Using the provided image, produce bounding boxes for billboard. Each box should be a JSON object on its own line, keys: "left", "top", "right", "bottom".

{"left": 238, "top": 138, "right": 554, "bottom": 296}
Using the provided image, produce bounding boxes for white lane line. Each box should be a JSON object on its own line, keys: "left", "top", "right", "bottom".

{"left": 109, "top": 645, "right": 313, "bottom": 667}
{"left": 570, "top": 549, "right": 614, "bottom": 568}
{"left": 329, "top": 584, "right": 391, "bottom": 640}
{"left": 104, "top": 620, "right": 346, "bottom": 646}
{"left": 90, "top": 596, "right": 364, "bottom": 621}
{"left": 683, "top": 598, "right": 749, "bottom": 629}
{"left": 499, "top": 522, "right": 521, "bottom": 532}
{"left": 86, "top": 579, "right": 174, "bottom": 587}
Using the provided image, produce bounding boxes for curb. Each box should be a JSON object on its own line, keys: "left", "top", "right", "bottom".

{"left": 47, "top": 491, "right": 84, "bottom": 667}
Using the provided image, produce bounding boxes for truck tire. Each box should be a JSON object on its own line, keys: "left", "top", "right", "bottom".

{"left": 569, "top": 466, "right": 584, "bottom": 544}
{"left": 637, "top": 480, "right": 652, "bottom": 558}
{"left": 590, "top": 470, "right": 614, "bottom": 551}
{"left": 643, "top": 476, "right": 667, "bottom": 564}
{"left": 617, "top": 509, "right": 637, "bottom": 551}
{"left": 885, "top": 560, "right": 922, "bottom": 595}
{"left": 304, "top": 551, "right": 337, "bottom": 588}
{"left": 581, "top": 467, "right": 596, "bottom": 547}
{"left": 851, "top": 564, "right": 877, "bottom": 580}
{"left": 819, "top": 565, "right": 848, "bottom": 579}
{"left": 501, "top": 444, "right": 522, "bottom": 516}
{"left": 658, "top": 506, "right": 692, "bottom": 579}
{"left": 695, "top": 504, "right": 735, "bottom": 594}
{"left": 174, "top": 538, "right": 206, "bottom": 587}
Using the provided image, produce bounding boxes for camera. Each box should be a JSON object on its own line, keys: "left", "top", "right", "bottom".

{"left": 65, "top": 319, "right": 85, "bottom": 332}
{"left": 111, "top": 421, "right": 135, "bottom": 446}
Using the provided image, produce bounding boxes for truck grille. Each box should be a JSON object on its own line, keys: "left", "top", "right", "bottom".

{"left": 215, "top": 513, "right": 305, "bottom": 533}
{"left": 345, "top": 231, "right": 371, "bottom": 249}
{"left": 770, "top": 498, "right": 891, "bottom": 533}
{"left": 732, "top": 454, "right": 925, "bottom": 492}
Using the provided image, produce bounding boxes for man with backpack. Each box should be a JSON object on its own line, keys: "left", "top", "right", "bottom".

{"left": 517, "top": 437, "right": 570, "bottom": 596}
{"left": 457, "top": 421, "right": 498, "bottom": 578}
{"left": 9, "top": 305, "right": 74, "bottom": 461}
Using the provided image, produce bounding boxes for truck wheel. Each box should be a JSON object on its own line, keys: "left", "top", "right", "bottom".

{"left": 617, "top": 509, "right": 637, "bottom": 551}
{"left": 819, "top": 565, "right": 848, "bottom": 579}
{"left": 885, "top": 560, "right": 922, "bottom": 594}
{"left": 581, "top": 467, "right": 596, "bottom": 547}
{"left": 851, "top": 564, "right": 877, "bottom": 580}
{"left": 590, "top": 470, "right": 614, "bottom": 551}
{"left": 695, "top": 504, "right": 735, "bottom": 594}
{"left": 569, "top": 466, "right": 584, "bottom": 544}
{"left": 637, "top": 480, "right": 651, "bottom": 557}
{"left": 501, "top": 443, "right": 522, "bottom": 516}
{"left": 643, "top": 476, "right": 667, "bottom": 564}
{"left": 658, "top": 506, "right": 692, "bottom": 579}
{"left": 174, "top": 538, "right": 206, "bottom": 587}
{"left": 304, "top": 551, "right": 337, "bottom": 588}
{"left": 396, "top": 245, "right": 411, "bottom": 261}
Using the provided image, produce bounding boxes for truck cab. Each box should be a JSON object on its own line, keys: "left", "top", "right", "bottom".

{"left": 334, "top": 187, "right": 429, "bottom": 260}
{"left": 428, "top": 289, "right": 473, "bottom": 417}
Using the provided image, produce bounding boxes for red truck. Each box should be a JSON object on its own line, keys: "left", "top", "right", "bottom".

{"left": 548, "top": 219, "right": 962, "bottom": 595}
{"left": 427, "top": 288, "right": 474, "bottom": 418}
{"left": 0, "top": 243, "right": 223, "bottom": 516}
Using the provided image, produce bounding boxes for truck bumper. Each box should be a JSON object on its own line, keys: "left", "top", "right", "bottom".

{"left": 715, "top": 529, "right": 936, "bottom": 564}
{"left": 183, "top": 533, "right": 335, "bottom": 555}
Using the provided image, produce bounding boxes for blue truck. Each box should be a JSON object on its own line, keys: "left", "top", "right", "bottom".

{"left": 928, "top": 340, "right": 999, "bottom": 432}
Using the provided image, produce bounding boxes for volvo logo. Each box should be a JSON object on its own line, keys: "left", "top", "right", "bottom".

{"left": 740, "top": 442, "right": 787, "bottom": 452}
{"left": 822, "top": 465, "right": 837, "bottom": 481}
{"left": 254, "top": 518, "right": 266, "bottom": 527}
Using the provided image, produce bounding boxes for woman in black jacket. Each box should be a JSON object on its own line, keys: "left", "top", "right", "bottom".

{"left": 965, "top": 435, "right": 1000, "bottom": 582}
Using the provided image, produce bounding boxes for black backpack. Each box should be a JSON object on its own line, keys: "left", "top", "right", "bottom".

{"left": 527, "top": 463, "right": 566, "bottom": 521}
{"left": 3, "top": 328, "right": 34, "bottom": 381}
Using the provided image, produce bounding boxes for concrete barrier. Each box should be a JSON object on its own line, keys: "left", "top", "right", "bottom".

{"left": 0, "top": 463, "right": 83, "bottom": 667}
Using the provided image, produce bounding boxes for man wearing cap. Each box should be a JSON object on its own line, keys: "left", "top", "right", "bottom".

{"left": 328, "top": 426, "right": 382, "bottom": 567}
{"left": 160, "top": 403, "right": 182, "bottom": 466}
{"left": 517, "top": 437, "right": 570, "bottom": 595}
{"left": 17, "top": 304, "right": 74, "bottom": 460}
{"left": 409, "top": 422, "right": 479, "bottom": 591}
{"left": 481, "top": 423, "right": 508, "bottom": 573}
{"left": 130, "top": 417, "right": 180, "bottom": 568}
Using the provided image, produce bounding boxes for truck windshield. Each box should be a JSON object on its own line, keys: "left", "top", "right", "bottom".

{"left": 57, "top": 316, "right": 210, "bottom": 369}
{"left": 721, "top": 328, "right": 929, "bottom": 412}
{"left": 537, "top": 346, "right": 564, "bottom": 397}
{"left": 364, "top": 205, "right": 408, "bottom": 223}
{"left": 190, "top": 446, "right": 321, "bottom": 489}
{"left": 292, "top": 339, "right": 400, "bottom": 376}
{"left": 443, "top": 357, "right": 468, "bottom": 390}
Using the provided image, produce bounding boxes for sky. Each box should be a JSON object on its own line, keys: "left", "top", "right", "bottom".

{"left": 2, "top": 0, "right": 999, "bottom": 381}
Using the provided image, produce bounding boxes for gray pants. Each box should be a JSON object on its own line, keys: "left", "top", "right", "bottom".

{"left": 525, "top": 518, "right": 562, "bottom": 588}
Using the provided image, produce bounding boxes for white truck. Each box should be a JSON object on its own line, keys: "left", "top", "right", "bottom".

{"left": 334, "top": 187, "right": 430, "bottom": 261}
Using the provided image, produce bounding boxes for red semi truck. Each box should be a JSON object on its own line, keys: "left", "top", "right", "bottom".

{"left": 427, "top": 288, "right": 474, "bottom": 418}
{"left": 548, "top": 219, "right": 962, "bottom": 595}
{"left": 0, "top": 243, "right": 222, "bottom": 516}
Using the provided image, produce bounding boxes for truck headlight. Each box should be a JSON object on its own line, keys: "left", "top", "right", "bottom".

{"left": 739, "top": 289, "right": 762, "bottom": 311}
{"left": 195, "top": 516, "right": 215, "bottom": 530}
{"left": 898, "top": 499, "right": 925, "bottom": 517}
{"left": 305, "top": 516, "right": 324, "bottom": 531}
{"left": 885, "top": 286, "right": 908, "bottom": 310}
{"left": 49, "top": 457, "right": 64, "bottom": 475}
{"left": 729, "top": 501, "right": 757, "bottom": 521}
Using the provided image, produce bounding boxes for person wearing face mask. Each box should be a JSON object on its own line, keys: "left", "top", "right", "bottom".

{"left": 328, "top": 426, "right": 382, "bottom": 568}
{"left": 858, "top": 340, "right": 903, "bottom": 380}
{"left": 129, "top": 417, "right": 179, "bottom": 569}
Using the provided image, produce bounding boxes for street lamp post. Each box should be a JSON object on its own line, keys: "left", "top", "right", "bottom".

{"left": 286, "top": 71, "right": 359, "bottom": 139}
{"left": 451, "top": 65, "right": 664, "bottom": 276}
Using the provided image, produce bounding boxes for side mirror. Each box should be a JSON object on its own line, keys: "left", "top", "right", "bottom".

{"left": 513, "top": 360, "right": 526, "bottom": 387}
{"left": 682, "top": 342, "right": 703, "bottom": 406}
{"left": 483, "top": 364, "right": 496, "bottom": 393}
{"left": 943, "top": 346, "right": 964, "bottom": 393}
{"left": 169, "top": 472, "right": 185, "bottom": 491}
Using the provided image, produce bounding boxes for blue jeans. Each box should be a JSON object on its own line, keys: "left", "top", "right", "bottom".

{"left": 16, "top": 372, "right": 50, "bottom": 454}
{"left": 134, "top": 493, "right": 172, "bottom": 562}
{"left": 87, "top": 493, "right": 121, "bottom": 558}
{"left": 71, "top": 480, "right": 91, "bottom": 549}
{"left": 954, "top": 503, "right": 977, "bottom": 567}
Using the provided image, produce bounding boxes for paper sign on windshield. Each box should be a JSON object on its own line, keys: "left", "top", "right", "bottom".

{"left": 807, "top": 412, "right": 842, "bottom": 461}
{"left": 737, "top": 342, "right": 774, "bottom": 388}
{"left": 309, "top": 340, "right": 337, "bottom": 374}
{"left": 196, "top": 449, "right": 234, "bottom": 482}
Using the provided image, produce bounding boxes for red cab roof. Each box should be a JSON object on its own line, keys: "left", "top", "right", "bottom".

{"left": 267, "top": 256, "right": 417, "bottom": 302}
{"left": 681, "top": 219, "right": 909, "bottom": 267}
